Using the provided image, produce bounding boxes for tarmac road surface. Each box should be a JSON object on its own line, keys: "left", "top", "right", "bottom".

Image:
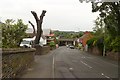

{"left": 21, "top": 46, "right": 119, "bottom": 79}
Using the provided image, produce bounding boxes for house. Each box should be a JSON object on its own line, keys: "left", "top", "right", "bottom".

{"left": 26, "top": 28, "right": 55, "bottom": 46}
{"left": 80, "top": 31, "right": 93, "bottom": 47}
{"left": 43, "top": 29, "right": 56, "bottom": 45}
{"left": 75, "top": 31, "right": 93, "bottom": 50}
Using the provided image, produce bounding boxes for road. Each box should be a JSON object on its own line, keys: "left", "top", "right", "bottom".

{"left": 21, "top": 46, "right": 118, "bottom": 79}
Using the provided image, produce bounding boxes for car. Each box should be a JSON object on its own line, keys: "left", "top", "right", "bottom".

{"left": 20, "top": 38, "right": 34, "bottom": 48}
{"left": 69, "top": 45, "right": 74, "bottom": 49}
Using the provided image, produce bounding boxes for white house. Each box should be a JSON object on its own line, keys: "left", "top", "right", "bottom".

{"left": 26, "top": 28, "right": 51, "bottom": 46}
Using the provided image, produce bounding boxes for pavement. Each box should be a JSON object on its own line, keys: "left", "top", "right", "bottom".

{"left": 21, "top": 46, "right": 119, "bottom": 79}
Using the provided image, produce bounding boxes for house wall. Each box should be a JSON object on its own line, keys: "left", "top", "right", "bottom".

{"left": 82, "top": 33, "right": 93, "bottom": 47}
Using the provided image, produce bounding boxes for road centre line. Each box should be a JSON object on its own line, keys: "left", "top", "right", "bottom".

{"left": 80, "top": 60, "right": 112, "bottom": 79}
{"left": 101, "top": 73, "right": 112, "bottom": 80}
{"left": 80, "top": 61, "right": 92, "bottom": 69}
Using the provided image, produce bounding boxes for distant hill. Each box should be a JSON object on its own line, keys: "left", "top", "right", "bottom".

{"left": 53, "top": 30, "right": 85, "bottom": 39}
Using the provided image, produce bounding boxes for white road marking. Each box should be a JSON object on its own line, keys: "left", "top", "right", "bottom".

{"left": 101, "top": 73, "right": 112, "bottom": 80}
{"left": 80, "top": 61, "right": 92, "bottom": 69}
{"left": 69, "top": 68, "right": 74, "bottom": 71}
{"left": 81, "top": 57, "right": 85, "bottom": 58}
{"left": 27, "top": 68, "right": 33, "bottom": 71}
{"left": 81, "top": 56, "right": 93, "bottom": 59}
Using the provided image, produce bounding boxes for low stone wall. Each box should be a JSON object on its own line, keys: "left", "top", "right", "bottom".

{"left": 106, "top": 52, "right": 120, "bottom": 61}
{"left": 88, "top": 47, "right": 120, "bottom": 61}
{"left": 88, "top": 47, "right": 102, "bottom": 56}
{"left": 2, "top": 48, "right": 36, "bottom": 78}
{"left": 35, "top": 46, "right": 50, "bottom": 55}
{"left": 40, "top": 46, "right": 50, "bottom": 55}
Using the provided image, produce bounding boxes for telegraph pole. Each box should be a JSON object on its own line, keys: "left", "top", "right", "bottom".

{"left": 102, "top": 19, "right": 106, "bottom": 56}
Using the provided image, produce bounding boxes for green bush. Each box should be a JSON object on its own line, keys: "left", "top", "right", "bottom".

{"left": 49, "top": 41, "right": 56, "bottom": 47}
{"left": 1, "top": 19, "right": 28, "bottom": 48}
{"left": 87, "top": 37, "right": 97, "bottom": 48}
{"left": 104, "top": 35, "right": 120, "bottom": 52}
{"left": 96, "top": 38, "right": 104, "bottom": 52}
{"left": 110, "top": 36, "right": 120, "bottom": 52}
{"left": 87, "top": 36, "right": 104, "bottom": 52}
{"left": 104, "top": 35, "right": 112, "bottom": 52}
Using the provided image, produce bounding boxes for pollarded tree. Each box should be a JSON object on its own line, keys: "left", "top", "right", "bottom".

{"left": 29, "top": 10, "right": 46, "bottom": 46}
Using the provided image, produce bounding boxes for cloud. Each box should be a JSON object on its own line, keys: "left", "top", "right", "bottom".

{"left": 0, "top": 0, "right": 99, "bottom": 31}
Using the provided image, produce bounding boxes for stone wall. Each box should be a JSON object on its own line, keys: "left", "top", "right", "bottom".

{"left": 106, "top": 52, "right": 120, "bottom": 61}
{"left": 35, "top": 46, "right": 50, "bottom": 55}
{"left": 2, "top": 48, "right": 36, "bottom": 78}
{"left": 88, "top": 47, "right": 120, "bottom": 61}
{"left": 88, "top": 47, "right": 102, "bottom": 56}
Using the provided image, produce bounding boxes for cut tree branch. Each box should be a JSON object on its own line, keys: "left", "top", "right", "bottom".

{"left": 40, "top": 10, "right": 46, "bottom": 24}
{"left": 31, "top": 11, "right": 39, "bottom": 23}
{"left": 28, "top": 21, "right": 36, "bottom": 35}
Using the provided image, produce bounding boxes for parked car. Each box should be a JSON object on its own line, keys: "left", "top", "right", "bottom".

{"left": 20, "top": 38, "right": 34, "bottom": 48}
{"left": 69, "top": 45, "right": 74, "bottom": 49}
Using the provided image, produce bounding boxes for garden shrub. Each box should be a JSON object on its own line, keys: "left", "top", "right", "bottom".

{"left": 110, "top": 36, "right": 120, "bottom": 52}
{"left": 1, "top": 19, "right": 28, "bottom": 48}
{"left": 87, "top": 36, "right": 104, "bottom": 52}
{"left": 49, "top": 41, "right": 56, "bottom": 48}
{"left": 87, "top": 37, "right": 97, "bottom": 48}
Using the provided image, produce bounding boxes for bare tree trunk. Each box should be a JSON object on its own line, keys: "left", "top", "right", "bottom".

{"left": 31, "top": 10, "right": 46, "bottom": 45}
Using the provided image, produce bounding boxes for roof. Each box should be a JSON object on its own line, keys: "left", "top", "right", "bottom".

{"left": 58, "top": 38, "right": 74, "bottom": 41}
{"left": 26, "top": 28, "right": 51, "bottom": 36}
{"left": 47, "top": 33, "right": 55, "bottom": 37}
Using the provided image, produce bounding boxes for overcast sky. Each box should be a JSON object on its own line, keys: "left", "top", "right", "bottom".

{"left": 0, "top": 0, "right": 99, "bottom": 32}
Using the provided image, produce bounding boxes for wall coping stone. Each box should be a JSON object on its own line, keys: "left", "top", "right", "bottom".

{"left": 2, "top": 48, "right": 36, "bottom": 55}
